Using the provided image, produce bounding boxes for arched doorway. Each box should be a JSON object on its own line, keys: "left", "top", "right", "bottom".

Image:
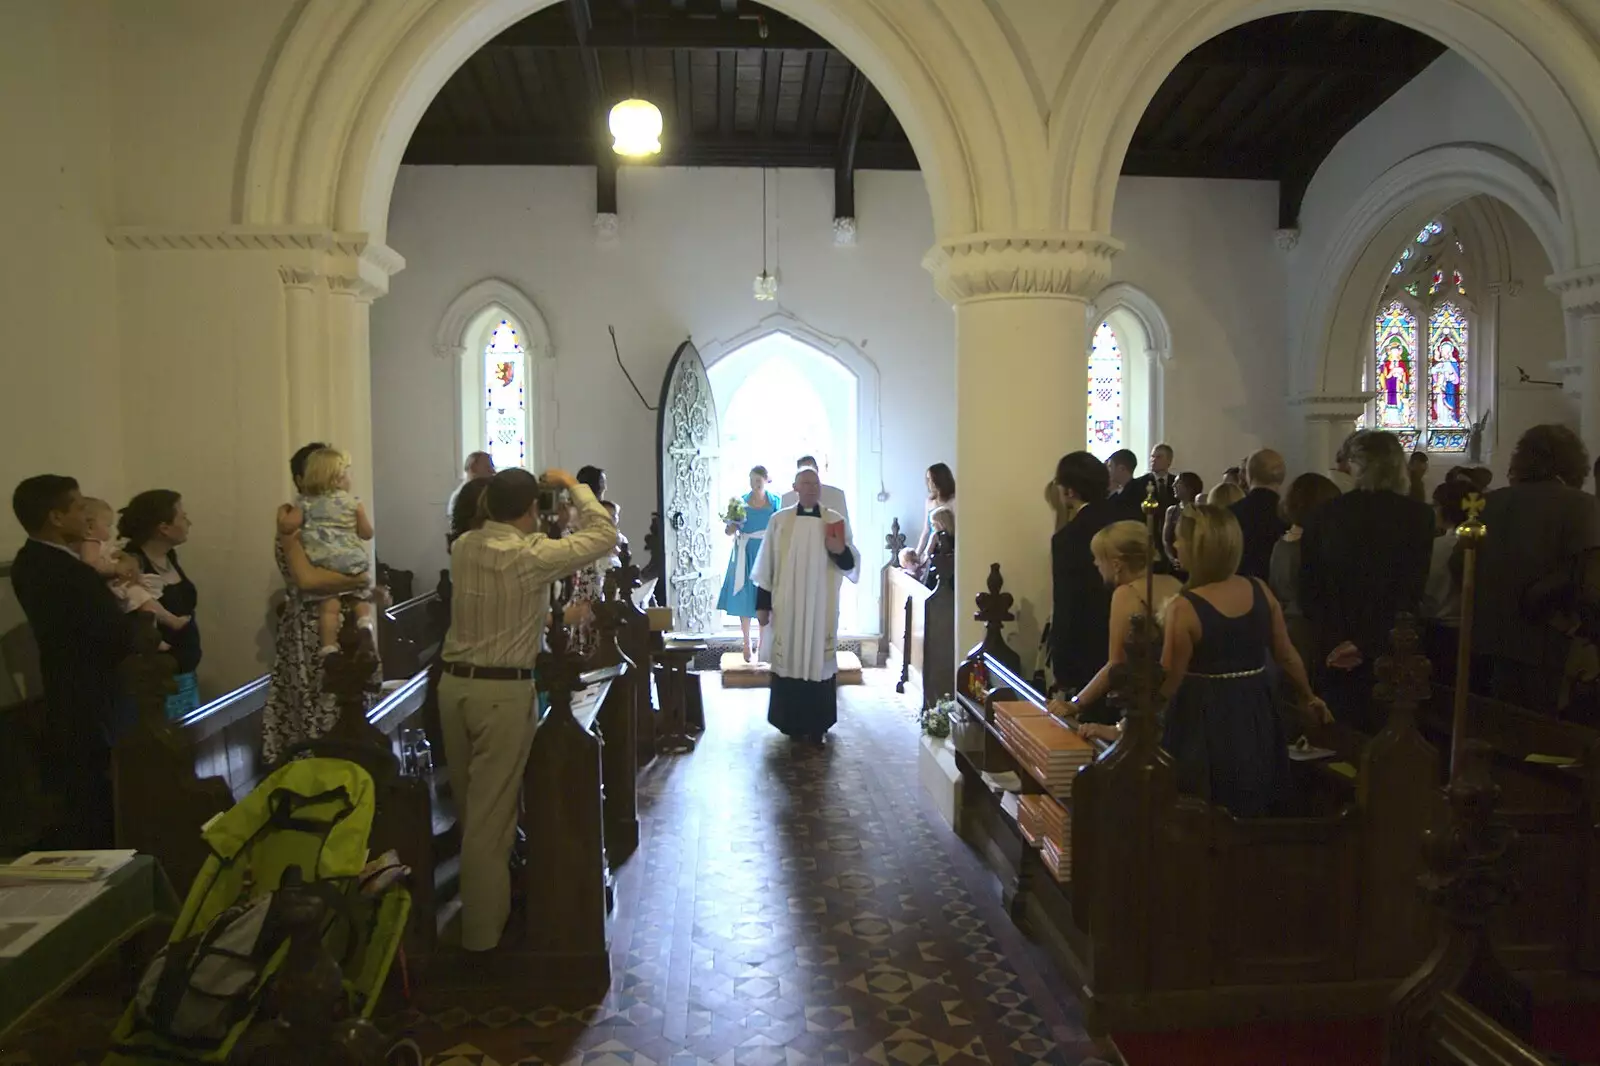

{"left": 707, "top": 331, "right": 861, "bottom": 632}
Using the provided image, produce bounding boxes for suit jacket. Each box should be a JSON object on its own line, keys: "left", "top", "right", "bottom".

{"left": 1300, "top": 490, "right": 1434, "bottom": 659}
{"left": 1050, "top": 498, "right": 1119, "bottom": 692}
{"left": 1105, "top": 482, "right": 1146, "bottom": 524}
{"left": 1230, "top": 488, "right": 1289, "bottom": 581}
{"left": 1473, "top": 481, "right": 1600, "bottom": 668}
{"left": 10, "top": 538, "right": 136, "bottom": 747}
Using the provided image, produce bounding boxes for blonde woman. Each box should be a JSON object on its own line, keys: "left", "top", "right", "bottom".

{"left": 1206, "top": 481, "right": 1246, "bottom": 508}
{"left": 1159, "top": 504, "right": 1329, "bottom": 817}
{"left": 1066, "top": 521, "right": 1182, "bottom": 724}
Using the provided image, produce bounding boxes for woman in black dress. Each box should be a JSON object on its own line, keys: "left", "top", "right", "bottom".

{"left": 117, "top": 490, "right": 201, "bottom": 718}
{"left": 1164, "top": 504, "right": 1330, "bottom": 816}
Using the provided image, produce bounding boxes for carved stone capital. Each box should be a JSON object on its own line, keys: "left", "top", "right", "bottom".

{"left": 433, "top": 343, "right": 467, "bottom": 362}
{"left": 1486, "top": 280, "right": 1523, "bottom": 298}
{"left": 278, "top": 267, "right": 322, "bottom": 291}
{"left": 833, "top": 216, "right": 858, "bottom": 247}
{"left": 1547, "top": 266, "right": 1600, "bottom": 315}
{"left": 594, "top": 212, "right": 619, "bottom": 248}
{"left": 922, "top": 232, "right": 1122, "bottom": 305}
{"left": 1290, "top": 391, "right": 1372, "bottom": 422}
{"left": 1274, "top": 228, "right": 1301, "bottom": 252}
{"left": 113, "top": 227, "right": 406, "bottom": 300}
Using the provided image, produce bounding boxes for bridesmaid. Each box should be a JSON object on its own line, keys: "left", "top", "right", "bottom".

{"left": 717, "top": 465, "right": 779, "bottom": 661}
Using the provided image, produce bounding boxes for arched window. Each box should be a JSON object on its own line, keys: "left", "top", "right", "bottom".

{"left": 1362, "top": 218, "right": 1474, "bottom": 452}
{"left": 482, "top": 318, "right": 528, "bottom": 470}
{"left": 1087, "top": 320, "right": 1124, "bottom": 458}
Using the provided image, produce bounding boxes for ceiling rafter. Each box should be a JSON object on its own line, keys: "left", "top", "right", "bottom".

{"left": 834, "top": 67, "right": 867, "bottom": 221}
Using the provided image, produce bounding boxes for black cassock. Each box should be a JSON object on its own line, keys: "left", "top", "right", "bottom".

{"left": 754, "top": 506, "right": 856, "bottom": 741}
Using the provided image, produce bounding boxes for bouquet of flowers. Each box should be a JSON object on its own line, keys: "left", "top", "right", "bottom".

{"left": 721, "top": 496, "right": 748, "bottom": 525}
{"left": 920, "top": 696, "right": 954, "bottom": 739}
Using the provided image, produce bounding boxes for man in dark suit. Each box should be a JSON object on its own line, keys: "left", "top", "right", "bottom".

{"left": 1104, "top": 448, "right": 1144, "bottom": 522}
{"left": 10, "top": 475, "right": 136, "bottom": 847}
{"left": 1141, "top": 443, "right": 1180, "bottom": 512}
{"left": 1230, "top": 449, "right": 1289, "bottom": 580}
{"left": 1300, "top": 433, "right": 1435, "bottom": 731}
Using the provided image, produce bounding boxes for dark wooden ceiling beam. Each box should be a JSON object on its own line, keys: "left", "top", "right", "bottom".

{"left": 834, "top": 67, "right": 867, "bottom": 220}
{"left": 564, "top": 0, "right": 615, "bottom": 214}
{"left": 1183, "top": 68, "right": 1272, "bottom": 149}
{"left": 720, "top": 0, "right": 737, "bottom": 11}
{"left": 1178, "top": 35, "right": 1443, "bottom": 75}
{"left": 757, "top": 50, "right": 783, "bottom": 138}
{"left": 490, "top": 15, "right": 830, "bottom": 50}
{"left": 795, "top": 51, "right": 828, "bottom": 140}
{"left": 404, "top": 134, "right": 919, "bottom": 170}
{"left": 672, "top": 47, "right": 693, "bottom": 133}
{"left": 717, "top": 50, "right": 736, "bottom": 137}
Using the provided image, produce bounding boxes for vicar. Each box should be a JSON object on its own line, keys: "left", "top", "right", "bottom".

{"left": 753, "top": 468, "right": 858, "bottom": 742}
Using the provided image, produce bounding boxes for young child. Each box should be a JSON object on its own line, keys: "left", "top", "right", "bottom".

{"left": 78, "top": 498, "right": 191, "bottom": 630}
{"left": 295, "top": 448, "right": 376, "bottom": 654}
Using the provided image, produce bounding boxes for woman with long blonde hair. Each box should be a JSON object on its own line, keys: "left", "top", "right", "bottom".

{"left": 1159, "top": 504, "right": 1328, "bottom": 816}
{"left": 1066, "top": 521, "right": 1182, "bottom": 724}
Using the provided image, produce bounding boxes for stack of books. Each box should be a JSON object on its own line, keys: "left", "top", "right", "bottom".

{"left": 993, "top": 701, "right": 1093, "bottom": 799}
{"left": 1020, "top": 794, "right": 1071, "bottom": 882}
{"left": 0, "top": 850, "right": 137, "bottom": 883}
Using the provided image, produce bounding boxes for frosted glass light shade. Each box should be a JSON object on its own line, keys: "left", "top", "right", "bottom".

{"left": 753, "top": 270, "right": 778, "bottom": 301}
{"left": 609, "top": 99, "right": 662, "bottom": 158}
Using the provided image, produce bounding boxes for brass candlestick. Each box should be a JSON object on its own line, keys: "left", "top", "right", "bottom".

{"left": 1449, "top": 492, "right": 1486, "bottom": 781}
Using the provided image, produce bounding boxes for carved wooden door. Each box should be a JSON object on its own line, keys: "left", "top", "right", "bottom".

{"left": 656, "top": 339, "right": 720, "bottom": 634}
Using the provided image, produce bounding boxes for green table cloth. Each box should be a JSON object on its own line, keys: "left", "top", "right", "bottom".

{"left": 0, "top": 855, "right": 178, "bottom": 1042}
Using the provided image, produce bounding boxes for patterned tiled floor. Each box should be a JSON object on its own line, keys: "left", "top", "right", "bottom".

{"left": 4, "top": 671, "right": 1108, "bottom": 1065}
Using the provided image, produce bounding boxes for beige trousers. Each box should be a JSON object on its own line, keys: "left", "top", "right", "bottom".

{"left": 436, "top": 672, "right": 538, "bottom": 951}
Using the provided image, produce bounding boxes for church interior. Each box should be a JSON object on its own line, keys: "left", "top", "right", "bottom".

{"left": 4, "top": 0, "right": 1600, "bottom": 1063}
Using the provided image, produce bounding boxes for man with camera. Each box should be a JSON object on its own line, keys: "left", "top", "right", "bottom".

{"left": 437, "top": 466, "right": 618, "bottom": 953}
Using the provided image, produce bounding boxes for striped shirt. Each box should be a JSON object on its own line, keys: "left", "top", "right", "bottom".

{"left": 441, "top": 486, "right": 617, "bottom": 670}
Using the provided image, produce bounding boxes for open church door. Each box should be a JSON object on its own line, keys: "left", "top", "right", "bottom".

{"left": 656, "top": 339, "right": 721, "bottom": 635}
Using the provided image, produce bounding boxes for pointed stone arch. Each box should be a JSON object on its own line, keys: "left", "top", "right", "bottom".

{"left": 1049, "top": 0, "right": 1600, "bottom": 266}
{"left": 436, "top": 277, "right": 556, "bottom": 473}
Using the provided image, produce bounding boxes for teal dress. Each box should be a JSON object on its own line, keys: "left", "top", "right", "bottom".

{"left": 716, "top": 492, "right": 780, "bottom": 617}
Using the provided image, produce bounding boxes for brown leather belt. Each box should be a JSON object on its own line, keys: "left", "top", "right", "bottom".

{"left": 442, "top": 661, "right": 534, "bottom": 681}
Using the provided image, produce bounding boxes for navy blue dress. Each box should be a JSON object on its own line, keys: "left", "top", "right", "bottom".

{"left": 1162, "top": 578, "right": 1290, "bottom": 818}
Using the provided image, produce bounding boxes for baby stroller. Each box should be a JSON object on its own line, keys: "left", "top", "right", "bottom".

{"left": 104, "top": 757, "right": 415, "bottom": 1065}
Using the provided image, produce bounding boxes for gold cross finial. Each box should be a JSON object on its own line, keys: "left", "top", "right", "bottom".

{"left": 1141, "top": 479, "right": 1161, "bottom": 518}
{"left": 1456, "top": 491, "right": 1487, "bottom": 545}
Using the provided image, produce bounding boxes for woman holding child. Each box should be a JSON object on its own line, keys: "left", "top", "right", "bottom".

{"left": 263, "top": 441, "right": 379, "bottom": 764}
{"left": 118, "top": 491, "right": 201, "bottom": 717}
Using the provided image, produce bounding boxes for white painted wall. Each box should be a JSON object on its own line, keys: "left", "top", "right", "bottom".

{"left": 372, "top": 166, "right": 954, "bottom": 608}
{"left": 0, "top": 1, "right": 121, "bottom": 557}
{"left": 374, "top": 165, "right": 1293, "bottom": 621}
{"left": 1288, "top": 50, "right": 1572, "bottom": 479}
{"left": 1108, "top": 176, "right": 1289, "bottom": 488}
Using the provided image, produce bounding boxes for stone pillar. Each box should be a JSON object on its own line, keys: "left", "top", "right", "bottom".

{"left": 280, "top": 269, "right": 329, "bottom": 448}
{"left": 1289, "top": 393, "right": 1368, "bottom": 475}
{"left": 925, "top": 233, "right": 1120, "bottom": 656}
{"left": 1549, "top": 268, "right": 1600, "bottom": 450}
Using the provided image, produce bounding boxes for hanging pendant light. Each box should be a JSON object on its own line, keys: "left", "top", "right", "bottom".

{"left": 609, "top": 98, "right": 662, "bottom": 158}
{"left": 753, "top": 169, "right": 777, "bottom": 301}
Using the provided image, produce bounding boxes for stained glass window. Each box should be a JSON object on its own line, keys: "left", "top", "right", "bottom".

{"left": 1369, "top": 218, "right": 1472, "bottom": 453}
{"left": 1087, "top": 321, "right": 1123, "bottom": 459}
{"left": 484, "top": 320, "right": 527, "bottom": 471}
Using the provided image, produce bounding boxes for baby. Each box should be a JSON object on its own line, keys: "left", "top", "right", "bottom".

{"left": 294, "top": 447, "right": 376, "bottom": 654}
{"left": 78, "top": 498, "right": 191, "bottom": 630}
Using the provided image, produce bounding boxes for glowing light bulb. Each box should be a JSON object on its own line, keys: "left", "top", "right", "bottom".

{"left": 609, "top": 99, "right": 662, "bottom": 158}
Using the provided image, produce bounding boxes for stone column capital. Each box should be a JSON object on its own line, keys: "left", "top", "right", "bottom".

{"left": 1546, "top": 266, "right": 1600, "bottom": 315}
{"left": 923, "top": 232, "right": 1122, "bottom": 305}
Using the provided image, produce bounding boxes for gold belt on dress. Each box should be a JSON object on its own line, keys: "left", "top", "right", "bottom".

{"left": 1188, "top": 666, "right": 1266, "bottom": 679}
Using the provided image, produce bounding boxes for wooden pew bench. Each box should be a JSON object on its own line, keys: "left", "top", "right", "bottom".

{"left": 881, "top": 540, "right": 955, "bottom": 709}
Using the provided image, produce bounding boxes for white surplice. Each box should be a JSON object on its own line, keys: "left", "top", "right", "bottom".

{"left": 751, "top": 505, "right": 859, "bottom": 681}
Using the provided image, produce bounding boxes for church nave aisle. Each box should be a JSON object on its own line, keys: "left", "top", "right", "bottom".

{"left": 405, "top": 671, "right": 1098, "bottom": 1066}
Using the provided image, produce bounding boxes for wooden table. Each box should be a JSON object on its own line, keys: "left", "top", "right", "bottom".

{"left": 0, "top": 856, "right": 177, "bottom": 1042}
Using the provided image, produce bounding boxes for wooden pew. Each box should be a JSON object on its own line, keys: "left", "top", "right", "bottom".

{"left": 881, "top": 526, "right": 955, "bottom": 709}
{"left": 1417, "top": 687, "right": 1600, "bottom": 982}
{"left": 951, "top": 569, "right": 1456, "bottom": 1033}
{"left": 111, "top": 594, "right": 461, "bottom": 953}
